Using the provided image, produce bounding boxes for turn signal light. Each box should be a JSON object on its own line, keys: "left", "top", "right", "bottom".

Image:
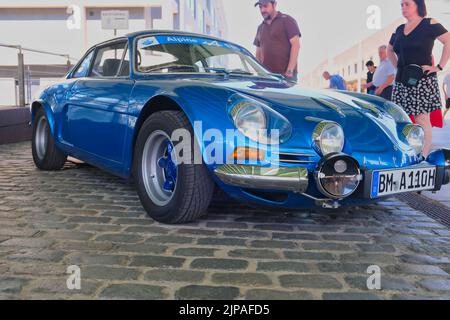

{"left": 230, "top": 147, "right": 265, "bottom": 162}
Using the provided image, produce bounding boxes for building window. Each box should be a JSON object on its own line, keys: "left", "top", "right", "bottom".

{"left": 188, "top": 0, "right": 197, "bottom": 19}
{"left": 348, "top": 66, "right": 351, "bottom": 76}
{"left": 354, "top": 63, "right": 357, "bottom": 74}
{"left": 199, "top": 9, "right": 205, "bottom": 33}
{"left": 150, "top": 7, "right": 162, "bottom": 28}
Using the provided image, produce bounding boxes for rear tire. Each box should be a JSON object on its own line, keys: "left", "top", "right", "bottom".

{"left": 32, "top": 108, "right": 67, "bottom": 170}
{"left": 133, "top": 110, "right": 214, "bottom": 224}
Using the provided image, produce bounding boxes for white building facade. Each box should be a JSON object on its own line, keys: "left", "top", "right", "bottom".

{"left": 0, "top": 0, "right": 227, "bottom": 105}
{"left": 0, "top": 0, "right": 227, "bottom": 65}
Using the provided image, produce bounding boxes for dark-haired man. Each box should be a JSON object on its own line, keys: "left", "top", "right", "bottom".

{"left": 253, "top": 0, "right": 301, "bottom": 82}
{"left": 364, "top": 61, "right": 377, "bottom": 95}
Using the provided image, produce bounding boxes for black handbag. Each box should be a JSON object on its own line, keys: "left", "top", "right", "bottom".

{"left": 400, "top": 64, "right": 424, "bottom": 87}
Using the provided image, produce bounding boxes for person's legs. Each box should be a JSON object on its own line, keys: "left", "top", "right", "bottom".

{"left": 414, "top": 113, "right": 432, "bottom": 158}
{"left": 380, "top": 86, "right": 393, "bottom": 101}
{"left": 444, "top": 99, "right": 450, "bottom": 119}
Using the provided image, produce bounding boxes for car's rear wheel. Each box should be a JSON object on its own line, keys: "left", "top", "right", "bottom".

{"left": 32, "top": 108, "right": 67, "bottom": 170}
{"left": 134, "top": 110, "right": 214, "bottom": 224}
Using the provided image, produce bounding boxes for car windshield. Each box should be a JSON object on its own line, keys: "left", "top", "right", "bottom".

{"left": 135, "top": 35, "right": 273, "bottom": 78}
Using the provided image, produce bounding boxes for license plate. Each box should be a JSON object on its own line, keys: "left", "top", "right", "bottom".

{"left": 371, "top": 166, "right": 436, "bottom": 198}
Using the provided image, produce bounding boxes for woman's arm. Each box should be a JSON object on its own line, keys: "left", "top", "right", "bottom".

{"left": 387, "top": 44, "right": 398, "bottom": 68}
{"left": 422, "top": 20, "right": 450, "bottom": 74}
{"left": 436, "top": 32, "right": 450, "bottom": 70}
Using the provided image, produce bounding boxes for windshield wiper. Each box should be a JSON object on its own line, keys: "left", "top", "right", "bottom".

{"left": 228, "top": 69, "right": 255, "bottom": 76}
{"left": 203, "top": 67, "right": 254, "bottom": 77}
{"left": 202, "top": 68, "right": 284, "bottom": 82}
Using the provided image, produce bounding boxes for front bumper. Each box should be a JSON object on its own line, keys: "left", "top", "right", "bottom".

{"left": 428, "top": 148, "right": 450, "bottom": 186}
{"left": 214, "top": 164, "right": 309, "bottom": 193}
{"left": 214, "top": 149, "right": 450, "bottom": 202}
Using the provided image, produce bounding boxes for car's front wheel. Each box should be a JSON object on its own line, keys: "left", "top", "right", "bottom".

{"left": 133, "top": 110, "right": 214, "bottom": 224}
{"left": 31, "top": 108, "right": 67, "bottom": 170}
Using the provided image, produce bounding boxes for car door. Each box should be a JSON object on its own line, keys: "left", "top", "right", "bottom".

{"left": 62, "top": 39, "right": 134, "bottom": 169}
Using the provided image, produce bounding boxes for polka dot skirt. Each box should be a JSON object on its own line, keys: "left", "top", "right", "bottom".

{"left": 392, "top": 74, "right": 442, "bottom": 116}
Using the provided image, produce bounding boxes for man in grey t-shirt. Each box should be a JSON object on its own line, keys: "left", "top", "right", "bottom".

{"left": 367, "top": 45, "right": 396, "bottom": 101}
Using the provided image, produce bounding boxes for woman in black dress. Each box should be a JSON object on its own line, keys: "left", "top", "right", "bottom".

{"left": 388, "top": 0, "right": 450, "bottom": 157}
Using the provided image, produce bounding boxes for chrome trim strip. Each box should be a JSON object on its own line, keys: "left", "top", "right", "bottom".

{"left": 274, "top": 152, "right": 316, "bottom": 157}
{"left": 214, "top": 164, "right": 309, "bottom": 193}
{"left": 276, "top": 159, "right": 316, "bottom": 164}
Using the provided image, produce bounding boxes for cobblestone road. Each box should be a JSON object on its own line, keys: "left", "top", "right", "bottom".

{"left": 1, "top": 142, "right": 450, "bottom": 300}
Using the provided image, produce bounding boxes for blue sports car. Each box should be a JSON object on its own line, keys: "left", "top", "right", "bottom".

{"left": 31, "top": 30, "right": 450, "bottom": 224}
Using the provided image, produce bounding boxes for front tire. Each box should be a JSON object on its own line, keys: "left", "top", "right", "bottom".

{"left": 134, "top": 111, "right": 214, "bottom": 224}
{"left": 31, "top": 108, "right": 67, "bottom": 170}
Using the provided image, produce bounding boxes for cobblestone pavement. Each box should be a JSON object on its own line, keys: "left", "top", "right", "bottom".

{"left": 1, "top": 142, "right": 450, "bottom": 300}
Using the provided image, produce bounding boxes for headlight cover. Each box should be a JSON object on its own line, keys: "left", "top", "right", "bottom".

{"left": 228, "top": 94, "right": 292, "bottom": 145}
{"left": 312, "top": 121, "right": 345, "bottom": 156}
{"left": 316, "top": 154, "right": 362, "bottom": 199}
{"left": 384, "top": 101, "right": 411, "bottom": 123}
{"left": 403, "top": 124, "right": 424, "bottom": 155}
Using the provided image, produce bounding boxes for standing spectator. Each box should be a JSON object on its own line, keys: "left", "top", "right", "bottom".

{"left": 388, "top": 0, "right": 449, "bottom": 157}
{"left": 322, "top": 71, "right": 347, "bottom": 90}
{"left": 253, "top": 0, "right": 301, "bottom": 82}
{"left": 364, "top": 61, "right": 377, "bottom": 95}
{"left": 372, "top": 45, "right": 396, "bottom": 100}
{"left": 444, "top": 72, "right": 450, "bottom": 118}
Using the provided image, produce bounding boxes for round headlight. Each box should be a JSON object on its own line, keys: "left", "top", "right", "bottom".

{"left": 313, "top": 121, "right": 345, "bottom": 156}
{"left": 316, "top": 155, "right": 361, "bottom": 199}
{"left": 384, "top": 101, "right": 411, "bottom": 123}
{"left": 229, "top": 94, "right": 292, "bottom": 145}
{"left": 403, "top": 124, "right": 424, "bottom": 155}
{"left": 233, "top": 102, "right": 267, "bottom": 143}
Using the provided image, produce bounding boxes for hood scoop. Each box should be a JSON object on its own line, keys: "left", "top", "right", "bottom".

{"left": 311, "top": 98, "right": 346, "bottom": 118}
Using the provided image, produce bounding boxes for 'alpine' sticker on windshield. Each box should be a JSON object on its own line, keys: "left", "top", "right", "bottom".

{"left": 139, "top": 36, "right": 160, "bottom": 49}
{"left": 138, "top": 35, "right": 250, "bottom": 55}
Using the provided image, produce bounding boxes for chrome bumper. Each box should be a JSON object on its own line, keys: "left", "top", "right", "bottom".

{"left": 214, "top": 164, "right": 309, "bottom": 193}
{"left": 426, "top": 148, "right": 450, "bottom": 188}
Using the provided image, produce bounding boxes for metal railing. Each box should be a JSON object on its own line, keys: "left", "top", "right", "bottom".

{"left": 0, "top": 43, "right": 78, "bottom": 107}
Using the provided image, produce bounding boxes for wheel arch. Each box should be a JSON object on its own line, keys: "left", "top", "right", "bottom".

{"left": 31, "top": 100, "right": 57, "bottom": 137}
{"left": 128, "top": 94, "right": 205, "bottom": 176}
{"left": 132, "top": 95, "right": 185, "bottom": 152}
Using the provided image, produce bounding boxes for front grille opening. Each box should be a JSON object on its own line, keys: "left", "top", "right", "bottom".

{"left": 276, "top": 153, "right": 316, "bottom": 164}
{"left": 243, "top": 189, "right": 289, "bottom": 203}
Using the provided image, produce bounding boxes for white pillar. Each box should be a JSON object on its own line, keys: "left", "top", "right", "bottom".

{"left": 357, "top": 40, "right": 362, "bottom": 93}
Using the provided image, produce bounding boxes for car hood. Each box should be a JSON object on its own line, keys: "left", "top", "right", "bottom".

{"left": 209, "top": 79, "right": 412, "bottom": 158}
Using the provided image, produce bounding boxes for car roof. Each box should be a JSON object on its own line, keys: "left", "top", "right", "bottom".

{"left": 96, "top": 30, "right": 247, "bottom": 53}
{"left": 125, "top": 29, "right": 224, "bottom": 41}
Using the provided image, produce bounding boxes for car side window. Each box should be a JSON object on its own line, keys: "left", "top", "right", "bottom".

{"left": 72, "top": 50, "right": 94, "bottom": 78}
{"left": 117, "top": 46, "right": 130, "bottom": 77}
{"left": 90, "top": 41, "right": 128, "bottom": 78}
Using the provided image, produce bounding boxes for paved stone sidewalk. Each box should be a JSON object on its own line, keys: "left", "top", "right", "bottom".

{"left": 0, "top": 142, "right": 450, "bottom": 300}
